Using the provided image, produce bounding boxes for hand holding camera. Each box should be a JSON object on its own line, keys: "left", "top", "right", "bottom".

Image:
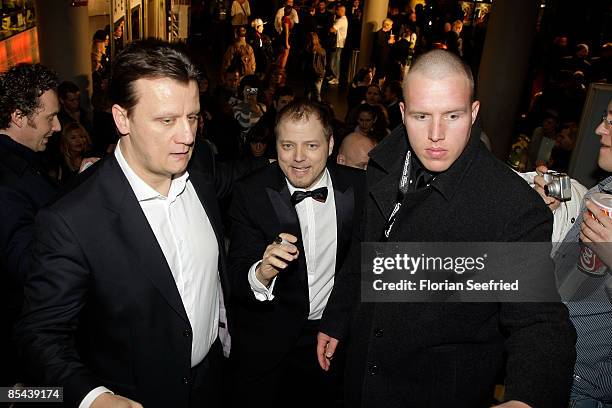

{"left": 534, "top": 165, "right": 571, "bottom": 211}
{"left": 256, "top": 233, "right": 299, "bottom": 287}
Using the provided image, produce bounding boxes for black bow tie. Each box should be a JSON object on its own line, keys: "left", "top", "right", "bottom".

{"left": 290, "top": 187, "right": 328, "bottom": 205}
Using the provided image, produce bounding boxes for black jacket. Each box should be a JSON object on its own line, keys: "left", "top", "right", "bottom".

{"left": 321, "top": 124, "right": 577, "bottom": 408}
{"left": 15, "top": 155, "right": 230, "bottom": 407}
{"left": 227, "top": 162, "right": 366, "bottom": 378}
{"left": 0, "top": 134, "right": 58, "bottom": 386}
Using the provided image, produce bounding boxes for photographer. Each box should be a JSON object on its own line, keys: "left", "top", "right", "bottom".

{"left": 232, "top": 75, "right": 266, "bottom": 145}
{"left": 533, "top": 98, "right": 612, "bottom": 407}
{"left": 519, "top": 168, "right": 587, "bottom": 249}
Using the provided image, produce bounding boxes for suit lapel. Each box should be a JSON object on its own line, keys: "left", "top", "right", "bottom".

{"left": 188, "top": 170, "right": 230, "bottom": 295}
{"left": 189, "top": 171, "right": 224, "bottom": 249}
{"left": 265, "top": 166, "right": 306, "bottom": 282}
{"left": 368, "top": 125, "right": 408, "bottom": 225}
{"left": 329, "top": 166, "right": 355, "bottom": 273}
{"left": 102, "top": 157, "right": 190, "bottom": 323}
{"left": 370, "top": 168, "right": 401, "bottom": 222}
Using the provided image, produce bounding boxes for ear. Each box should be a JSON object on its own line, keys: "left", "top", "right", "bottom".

{"left": 10, "top": 110, "right": 26, "bottom": 128}
{"left": 470, "top": 101, "right": 480, "bottom": 125}
{"left": 328, "top": 135, "right": 334, "bottom": 157}
{"left": 399, "top": 101, "right": 405, "bottom": 124}
{"left": 112, "top": 104, "right": 130, "bottom": 135}
{"left": 337, "top": 153, "right": 345, "bottom": 165}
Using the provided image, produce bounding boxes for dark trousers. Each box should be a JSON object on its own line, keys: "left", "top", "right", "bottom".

{"left": 231, "top": 320, "right": 344, "bottom": 408}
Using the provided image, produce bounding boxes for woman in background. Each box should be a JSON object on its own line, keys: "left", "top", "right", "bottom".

{"left": 57, "top": 122, "right": 93, "bottom": 185}
{"left": 277, "top": 6, "right": 294, "bottom": 69}
{"left": 304, "top": 32, "right": 327, "bottom": 102}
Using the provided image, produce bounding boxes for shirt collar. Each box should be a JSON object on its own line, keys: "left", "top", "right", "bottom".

{"left": 114, "top": 140, "right": 189, "bottom": 202}
{"left": 369, "top": 120, "right": 482, "bottom": 201}
{"left": 286, "top": 167, "right": 331, "bottom": 196}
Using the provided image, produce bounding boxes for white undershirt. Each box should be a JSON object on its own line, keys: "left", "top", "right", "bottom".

{"left": 248, "top": 169, "right": 338, "bottom": 319}
{"left": 80, "top": 142, "right": 220, "bottom": 407}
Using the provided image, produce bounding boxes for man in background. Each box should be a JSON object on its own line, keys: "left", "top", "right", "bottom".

{"left": 336, "top": 131, "right": 376, "bottom": 170}
{"left": 0, "top": 63, "right": 60, "bottom": 387}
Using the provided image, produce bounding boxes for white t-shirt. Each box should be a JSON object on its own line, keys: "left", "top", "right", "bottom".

{"left": 333, "top": 16, "right": 348, "bottom": 48}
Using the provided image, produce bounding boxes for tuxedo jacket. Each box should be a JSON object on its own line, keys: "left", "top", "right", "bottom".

{"left": 227, "top": 162, "right": 365, "bottom": 378}
{"left": 15, "top": 155, "right": 230, "bottom": 407}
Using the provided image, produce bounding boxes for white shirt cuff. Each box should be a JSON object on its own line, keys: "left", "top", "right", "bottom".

{"left": 248, "top": 261, "right": 277, "bottom": 301}
{"left": 79, "top": 386, "right": 113, "bottom": 408}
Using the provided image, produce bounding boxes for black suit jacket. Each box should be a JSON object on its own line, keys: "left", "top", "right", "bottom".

{"left": 15, "top": 155, "right": 230, "bottom": 407}
{"left": 321, "top": 125, "right": 577, "bottom": 408}
{"left": 227, "top": 162, "right": 365, "bottom": 378}
{"left": 0, "top": 135, "right": 58, "bottom": 386}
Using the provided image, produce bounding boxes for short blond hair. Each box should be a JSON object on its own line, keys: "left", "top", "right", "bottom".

{"left": 405, "top": 49, "right": 474, "bottom": 101}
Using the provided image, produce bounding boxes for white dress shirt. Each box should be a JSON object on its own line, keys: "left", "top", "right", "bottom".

{"left": 248, "top": 169, "right": 338, "bottom": 320}
{"left": 80, "top": 142, "right": 220, "bottom": 407}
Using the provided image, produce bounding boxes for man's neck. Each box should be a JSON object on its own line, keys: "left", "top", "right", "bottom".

{"left": 120, "top": 144, "right": 173, "bottom": 197}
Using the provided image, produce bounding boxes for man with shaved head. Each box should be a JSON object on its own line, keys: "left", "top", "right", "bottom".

{"left": 336, "top": 132, "right": 376, "bottom": 169}
{"left": 318, "top": 50, "right": 576, "bottom": 407}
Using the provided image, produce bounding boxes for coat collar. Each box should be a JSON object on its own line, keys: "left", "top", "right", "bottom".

{"left": 368, "top": 119, "right": 483, "bottom": 206}
{"left": 0, "top": 134, "right": 48, "bottom": 177}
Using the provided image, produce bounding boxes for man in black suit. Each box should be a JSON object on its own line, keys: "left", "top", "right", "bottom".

{"left": 16, "top": 40, "right": 230, "bottom": 408}
{"left": 227, "top": 99, "right": 365, "bottom": 406}
{"left": 317, "top": 50, "right": 576, "bottom": 408}
{"left": 0, "top": 63, "right": 60, "bottom": 387}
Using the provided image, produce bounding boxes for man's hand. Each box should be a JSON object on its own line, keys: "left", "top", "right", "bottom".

{"left": 580, "top": 200, "right": 612, "bottom": 268}
{"left": 493, "top": 401, "right": 531, "bottom": 408}
{"left": 316, "top": 331, "right": 339, "bottom": 371}
{"left": 256, "top": 233, "right": 298, "bottom": 287}
{"left": 91, "top": 393, "right": 143, "bottom": 408}
{"left": 533, "top": 165, "right": 561, "bottom": 211}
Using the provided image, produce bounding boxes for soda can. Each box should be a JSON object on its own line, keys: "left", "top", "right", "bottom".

{"left": 577, "top": 192, "right": 612, "bottom": 276}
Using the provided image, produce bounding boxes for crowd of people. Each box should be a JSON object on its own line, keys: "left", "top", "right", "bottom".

{"left": 509, "top": 37, "right": 611, "bottom": 173}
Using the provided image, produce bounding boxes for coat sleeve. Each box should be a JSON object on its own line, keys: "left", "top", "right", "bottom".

{"left": 320, "top": 180, "right": 366, "bottom": 341}
{"left": 0, "top": 187, "right": 38, "bottom": 285}
{"left": 499, "top": 203, "right": 576, "bottom": 408}
{"left": 319, "top": 232, "right": 360, "bottom": 341}
{"left": 221, "top": 46, "right": 233, "bottom": 76}
{"left": 247, "top": 46, "right": 256, "bottom": 74}
{"left": 227, "top": 183, "right": 269, "bottom": 303}
{"left": 14, "top": 208, "right": 100, "bottom": 405}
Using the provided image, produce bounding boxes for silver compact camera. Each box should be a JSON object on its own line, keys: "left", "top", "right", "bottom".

{"left": 543, "top": 171, "right": 571, "bottom": 201}
{"left": 244, "top": 87, "right": 258, "bottom": 96}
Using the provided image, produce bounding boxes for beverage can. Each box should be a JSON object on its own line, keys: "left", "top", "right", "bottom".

{"left": 578, "top": 192, "right": 612, "bottom": 276}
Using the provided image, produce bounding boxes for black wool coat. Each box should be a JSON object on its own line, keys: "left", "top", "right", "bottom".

{"left": 321, "top": 124, "right": 577, "bottom": 408}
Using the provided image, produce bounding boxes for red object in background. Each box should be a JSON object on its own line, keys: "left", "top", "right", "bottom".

{"left": 71, "top": 1, "right": 88, "bottom": 6}
{"left": 0, "top": 28, "right": 39, "bottom": 72}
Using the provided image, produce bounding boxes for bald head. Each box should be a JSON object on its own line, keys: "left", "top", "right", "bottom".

{"left": 404, "top": 49, "right": 474, "bottom": 102}
{"left": 337, "top": 132, "right": 377, "bottom": 170}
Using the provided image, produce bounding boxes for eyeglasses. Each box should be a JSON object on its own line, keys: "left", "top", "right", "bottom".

{"left": 602, "top": 113, "right": 612, "bottom": 128}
